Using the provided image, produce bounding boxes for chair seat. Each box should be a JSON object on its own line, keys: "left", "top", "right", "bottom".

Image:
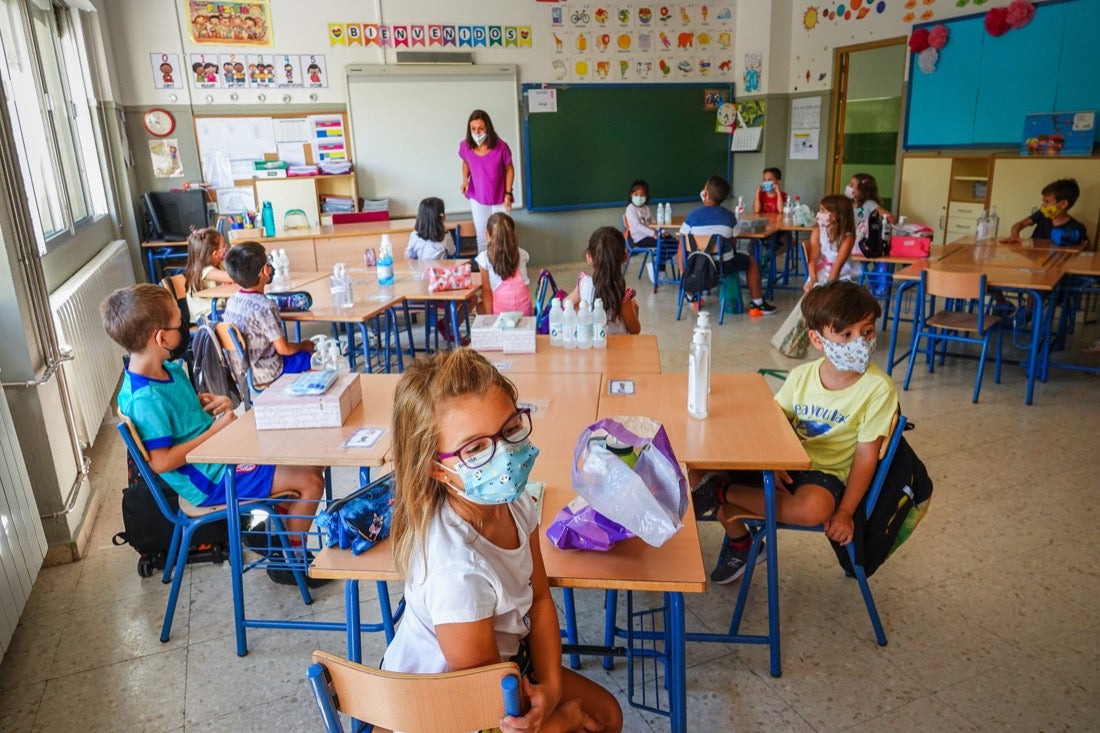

{"left": 926, "top": 310, "right": 984, "bottom": 333}
{"left": 179, "top": 490, "right": 300, "bottom": 519}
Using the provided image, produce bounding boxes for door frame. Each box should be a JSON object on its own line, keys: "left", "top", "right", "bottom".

{"left": 827, "top": 37, "right": 907, "bottom": 196}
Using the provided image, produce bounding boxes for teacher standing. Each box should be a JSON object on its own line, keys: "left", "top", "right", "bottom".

{"left": 459, "top": 109, "right": 514, "bottom": 252}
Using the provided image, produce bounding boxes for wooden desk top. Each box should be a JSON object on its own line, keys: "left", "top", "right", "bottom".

{"left": 597, "top": 373, "right": 810, "bottom": 472}
{"left": 187, "top": 374, "right": 401, "bottom": 468}
{"left": 892, "top": 259, "right": 1065, "bottom": 291}
{"left": 228, "top": 218, "right": 417, "bottom": 244}
{"left": 193, "top": 271, "right": 328, "bottom": 300}
{"left": 1060, "top": 250, "right": 1100, "bottom": 276}
{"left": 278, "top": 277, "right": 403, "bottom": 323}
{"left": 938, "top": 243, "right": 1070, "bottom": 270}
{"left": 141, "top": 239, "right": 187, "bottom": 248}
{"left": 852, "top": 243, "right": 960, "bottom": 265}
{"left": 951, "top": 236, "right": 1084, "bottom": 252}
{"left": 490, "top": 335, "right": 661, "bottom": 375}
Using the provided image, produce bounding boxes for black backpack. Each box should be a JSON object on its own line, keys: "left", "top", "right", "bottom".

{"left": 830, "top": 427, "right": 933, "bottom": 577}
{"left": 190, "top": 321, "right": 242, "bottom": 409}
{"left": 681, "top": 234, "right": 720, "bottom": 295}
{"left": 112, "top": 454, "right": 231, "bottom": 577}
{"left": 857, "top": 208, "right": 886, "bottom": 258}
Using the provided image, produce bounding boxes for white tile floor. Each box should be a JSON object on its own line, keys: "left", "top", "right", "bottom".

{"left": 3, "top": 260, "right": 1100, "bottom": 732}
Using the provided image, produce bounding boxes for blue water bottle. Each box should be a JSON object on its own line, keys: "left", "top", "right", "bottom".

{"left": 261, "top": 201, "right": 276, "bottom": 238}
{"left": 501, "top": 675, "right": 522, "bottom": 717}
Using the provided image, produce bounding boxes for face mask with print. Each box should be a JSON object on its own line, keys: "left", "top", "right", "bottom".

{"left": 817, "top": 332, "right": 876, "bottom": 374}
{"left": 844, "top": 185, "right": 856, "bottom": 200}
{"left": 761, "top": 180, "right": 775, "bottom": 193}
{"left": 471, "top": 132, "right": 488, "bottom": 145}
{"left": 816, "top": 211, "right": 832, "bottom": 227}
{"left": 631, "top": 194, "right": 647, "bottom": 207}
{"left": 1039, "top": 204, "right": 1061, "bottom": 219}
{"left": 439, "top": 439, "right": 540, "bottom": 505}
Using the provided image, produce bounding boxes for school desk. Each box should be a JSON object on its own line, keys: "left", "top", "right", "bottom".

{"left": 596, "top": 372, "right": 810, "bottom": 679}
{"left": 187, "top": 373, "right": 401, "bottom": 657}
{"left": 308, "top": 371, "right": 707, "bottom": 733}
{"left": 851, "top": 243, "right": 964, "bottom": 330}
{"left": 1037, "top": 249, "right": 1100, "bottom": 375}
{"left": 649, "top": 216, "right": 686, "bottom": 288}
{"left": 355, "top": 270, "right": 483, "bottom": 354}
{"left": 194, "top": 269, "right": 329, "bottom": 317}
{"left": 488, "top": 334, "right": 661, "bottom": 375}
{"left": 140, "top": 239, "right": 188, "bottom": 283}
{"left": 889, "top": 253, "right": 1066, "bottom": 405}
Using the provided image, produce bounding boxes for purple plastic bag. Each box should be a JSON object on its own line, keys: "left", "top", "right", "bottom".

{"left": 546, "top": 497, "right": 634, "bottom": 552}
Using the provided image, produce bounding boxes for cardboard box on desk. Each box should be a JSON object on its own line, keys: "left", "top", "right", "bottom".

{"left": 253, "top": 372, "right": 362, "bottom": 430}
{"left": 470, "top": 314, "right": 536, "bottom": 354}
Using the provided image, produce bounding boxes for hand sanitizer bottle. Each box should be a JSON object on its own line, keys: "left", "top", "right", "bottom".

{"left": 696, "top": 312, "right": 712, "bottom": 393}
{"left": 663, "top": 202, "right": 672, "bottom": 225}
{"left": 561, "top": 300, "right": 576, "bottom": 349}
{"left": 592, "top": 297, "right": 607, "bottom": 349}
{"left": 735, "top": 195, "right": 745, "bottom": 221}
{"left": 331, "top": 263, "right": 346, "bottom": 307}
{"left": 548, "top": 297, "right": 563, "bottom": 347}
{"left": 988, "top": 206, "right": 999, "bottom": 239}
{"left": 687, "top": 330, "right": 709, "bottom": 419}
{"left": 576, "top": 301, "right": 592, "bottom": 350}
{"left": 377, "top": 235, "right": 395, "bottom": 286}
{"left": 782, "top": 195, "right": 793, "bottom": 223}
{"left": 310, "top": 337, "right": 328, "bottom": 370}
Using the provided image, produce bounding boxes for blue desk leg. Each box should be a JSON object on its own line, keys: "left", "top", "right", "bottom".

{"left": 346, "top": 580, "right": 362, "bottom": 663}
{"left": 763, "top": 471, "right": 781, "bottom": 677}
{"left": 225, "top": 465, "right": 250, "bottom": 657}
{"left": 449, "top": 302, "right": 462, "bottom": 351}
{"left": 145, "top": 249, "right": 157, "bottom": 284}
{"left": 377, "top": 580, "right": 398, "bottom": 643}
{"left": 562, "top": 589, "right": 581, "bottom": 670}
{"left": 1024, "top": 288, "right": 1045, "bottom": 405}
{"left": 668, "top": 591, "right": 687, "bottom": 733}
{"left": 887, "top": 280, "right": 920, "bottom": 376}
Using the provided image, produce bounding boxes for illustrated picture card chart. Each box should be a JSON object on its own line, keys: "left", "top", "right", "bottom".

{"left": 185, "top": 53, "right": 327, "bottom": 91}
{"left": 547, "top": 2, "right": 736, "bottom": 82}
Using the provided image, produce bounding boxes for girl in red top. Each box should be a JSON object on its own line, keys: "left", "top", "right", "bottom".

{"left": 753, "top": 167, "right": 788, "bottom": 214}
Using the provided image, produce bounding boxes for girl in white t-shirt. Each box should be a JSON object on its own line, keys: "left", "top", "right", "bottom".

{"left": 566, "top": 227, "right": 641, "bottom": 335}
{"left": 805, "top": 194, "right": 857, "bottom": 291}
{"left": 184, "top": 227, "right": 233, "bottom": 322}
{"left": 405, "top": 196, "right": 456, "bottom": 260}
{"left": 384, "top": 350, "right": 622, "bottom": 733}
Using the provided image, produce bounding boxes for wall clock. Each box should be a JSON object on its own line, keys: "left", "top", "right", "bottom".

{"left": 143, "top": 108, "right": 175, "bottom": 137}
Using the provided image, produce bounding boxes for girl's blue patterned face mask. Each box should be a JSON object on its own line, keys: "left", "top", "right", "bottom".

{"left": 438, "top": 439, "right": 540, "bottom": 505}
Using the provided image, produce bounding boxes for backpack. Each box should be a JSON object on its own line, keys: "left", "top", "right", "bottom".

{"left": 681, "top": 234, "right": 720, "bottom": 295}
{"left": 190, "top": 321, "right": 242, "bottom": 409}
{"left": 534, "top": 269, "right": 568, "bottom": 335}
{"left": 112, "top": 457, "right": 231, "bottom": 577}
{"left": 857, "top": 208, "right": 886, "bottom": 258}
{"left": 830, "top": 427, "right": 933, "bottom": 577}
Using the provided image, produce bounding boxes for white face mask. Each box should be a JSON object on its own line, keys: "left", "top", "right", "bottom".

{"left": 817, "top": 332, "right": 877, "bottom": 374}
{"left": 816, "top": 211, "right": 831, "bottom": 227}
{"left": 471, "top": 131, "right": 487, "bottom": 145}
{"left": 844, "top": 185, "right": 857, "bottom": 200}
{"left": 631, "top": 195, "right": 646, "bottom": 207}
{"left": 699, "top": 190, "right": 707, "bottom": 203}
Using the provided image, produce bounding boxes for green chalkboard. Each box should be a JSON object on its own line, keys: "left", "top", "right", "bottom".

{"left": 522, "top": 83, "right": 732, "bottom": 212}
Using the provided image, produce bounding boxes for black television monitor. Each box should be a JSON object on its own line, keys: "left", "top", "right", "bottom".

{"left": 143, "top": 190, "right": 209, "bottom": 241}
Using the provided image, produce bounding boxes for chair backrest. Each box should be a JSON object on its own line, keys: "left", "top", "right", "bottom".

{"left": 861, "top": 413, "right": 908, "bottom": 518}
{"left": 160, "top": 273, "right": 187, "bottom": 300}
{"left": 115, "top": 416, "right": 184, "bottom": 526}
{"left": 622, "top": 213, "right": 632, "bottom": 246}
{"left": 307, "top": 651, "right": 521, "bottom": 733}
{"left": 332, "top": 211, "right": 388, "bottom": 225}
{"left": 922, "top": 267, "right": 986, "bottom": 301}
{"left": 213, "top": 321, "right": 262, "bottom": 403}
{"left": 452, "top": 220, "right": 478, "bottom": 257}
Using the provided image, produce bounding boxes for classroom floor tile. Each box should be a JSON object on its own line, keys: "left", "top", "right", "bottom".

{"left": 3, "top": 258, "right": 1100, "bottom": 731}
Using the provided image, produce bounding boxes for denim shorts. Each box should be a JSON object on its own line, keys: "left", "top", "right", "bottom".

{"left": 201, "top": 463, "right": 277, "bottom": 506}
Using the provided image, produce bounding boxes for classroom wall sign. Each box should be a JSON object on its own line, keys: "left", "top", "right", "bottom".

{"left": 186, "top": 0, "right": 273, "bottom": 46}
{"left": 547, "top": 3, "right": 736, "bottom": 82}
{"left": 328, "top": 22, "right": 534, "bottom": 48}
{"left": 149, "top": 53, "right": 184, "bottom": 90}
{"left": 187, "top": 53, "right": 328, "bottom": 91}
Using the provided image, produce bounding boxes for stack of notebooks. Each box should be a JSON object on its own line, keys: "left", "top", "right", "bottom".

{"left": 320, "top": 195, "right": 356, "bottom": 213}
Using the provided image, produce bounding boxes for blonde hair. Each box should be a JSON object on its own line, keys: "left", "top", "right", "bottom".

{"left": 486, "top": 212, "right": 519, "bottom": 280}
{"left": 184, "top": 227, "right": 225, "bottom": 293}
{"left": 391, "top": 349, "right": 518, "bottom": 577}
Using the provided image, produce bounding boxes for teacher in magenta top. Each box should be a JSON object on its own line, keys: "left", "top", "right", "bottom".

{"left": 459, "top": 109, "right": 514, "bottom": 252}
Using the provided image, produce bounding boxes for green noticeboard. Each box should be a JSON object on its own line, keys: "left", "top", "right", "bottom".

{"left": 522, "top": 83, "right": 732, "bottom": 212}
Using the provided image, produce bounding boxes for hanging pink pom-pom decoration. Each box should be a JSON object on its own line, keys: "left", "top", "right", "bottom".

{"left": 985, "top": 7, "right": 1010, "bottom": 37}
{"left": 1006, "top": 0, "right": 1036, "bottom": 30}
{"left": 928, "top": 24, "right": 949, "bottom": 51}
{"left": 917, "top": 47, "right": 939, "bottom": 74}
{"left": 908, "top": 27, "right": 930, "bottom": 53}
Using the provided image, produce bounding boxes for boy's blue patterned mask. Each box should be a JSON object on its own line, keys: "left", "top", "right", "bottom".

{"left": 439, "top": 439, "right": 540, "bottom": 505}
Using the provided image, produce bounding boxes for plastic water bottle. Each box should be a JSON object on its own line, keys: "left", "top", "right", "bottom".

{"left": 734, "top": 195, "right": 745, "bottom": 221}
{"left": 687, "top": 330, "right": 709, "bottom": 419}
{"left": 377, "top": 235, "right": 395, "bottom": 286}
{"left": 696, "top": 312, "right": 711, "bottom": 393}
{"left": 576, "top": 301, "right": 592, "bottom": 350}
{"left": 655, "top": 202, "right": 664, "bottom": 225}
{"left": 592, "top": 297, "right": 607, "bottom": 349}
{"left": 604, "top": 434, "right": 638, "bottom": 468}
{"left": 561, "top": 301, "right": 576, "bottom": 349}
{"left": 548, "top": 297, "right": 563, "bottom": 347}
{"left": 988, "top": 206, "right": 999, "bottom": 239}
{"left": 331, "top": 263, "right": 347, "bottom": 307}
{"left": 333, "top": 341, "right": 351, "bottom": 374}
{"left": 662, "top": 202, "right": 671, "bottom": 225}
{"left": 261, "top": 201, "right": 275, "bottom": 238}
{"left": 782, "top": 195, "right": 793, "bottom": 223}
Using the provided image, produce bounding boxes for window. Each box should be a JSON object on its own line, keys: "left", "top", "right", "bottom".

{"left": 0, "top": 0, "right": 109, "bottom": 254}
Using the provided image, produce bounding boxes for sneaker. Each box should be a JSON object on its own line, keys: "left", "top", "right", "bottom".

{"left": 241, "top": 521, "right": 272, "bottom": 557}
{"left": 710, "top": 538, "right": 765, "bottom": 585}
{"left": 752, "top": 300, "right": 778, "bottom": 315}
{"left": 690, "top": 472, "right": 727, "bottom": 520}
{"left": 265, "top": 551, "right": 332, "bottom": 588}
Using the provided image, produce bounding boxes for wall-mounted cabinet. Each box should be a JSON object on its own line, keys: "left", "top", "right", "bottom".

{"left": 900, "top": 154, "right": 992, "bottom": 244}
{"left": 253, "top": 173, "right": 358, "bottom": 229}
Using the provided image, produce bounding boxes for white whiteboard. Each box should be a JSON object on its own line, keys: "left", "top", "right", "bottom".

{"left": 346, "top": 64, "right": 522, "bottom": 218}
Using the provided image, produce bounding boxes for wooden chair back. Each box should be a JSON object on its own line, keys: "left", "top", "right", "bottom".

{"left": 308, "top": 650, "right": 520, "bottom": 733}
{"left": 160, "top": 273, "right": 188, "bottom": 300}
{"left": 923, "top": 267, "right": 985, "bottom": 301}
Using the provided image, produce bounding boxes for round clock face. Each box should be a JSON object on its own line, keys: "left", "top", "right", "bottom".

{"left": 143, "top": 108, "right": 175, "bottom": 137}
{"left": 716, "top": 103, "right": 736, "bottom": 127}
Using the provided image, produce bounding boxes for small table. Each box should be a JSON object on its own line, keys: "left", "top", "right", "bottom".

{"left": 194, "top": 271, "right": 329, "bottom": 320}
{"left": 141, "top": 240, "right": 188, "bottom": 283}
{"left": 596, "top": 372, "right": 810, "bottom": 678}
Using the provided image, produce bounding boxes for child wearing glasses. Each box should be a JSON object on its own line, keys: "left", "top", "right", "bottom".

{"left": 383, "top": 349, "right": 622, "bottom": 733}
{"left": 222, "top": 241, "right": 314, "bottom": 386}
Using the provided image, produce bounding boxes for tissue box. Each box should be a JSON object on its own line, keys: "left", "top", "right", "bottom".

{"left": 253, "top": 372, "right": 362, "bottom": 430}
{"left": 739, "top": 218, "right": 768, "bottom": 233}
{"left": 470, "top": 315, "right": 503, "bottom": 351}
{"left": 889, "top": 235, "right": 931, "bottom": 258}
{"left": 470, "top": 315, "right": 536, "bottom": 353}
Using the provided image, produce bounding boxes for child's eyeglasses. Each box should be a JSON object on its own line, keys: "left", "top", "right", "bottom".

{"left": 437, "top": 408, "right": 533, "bottom": 469}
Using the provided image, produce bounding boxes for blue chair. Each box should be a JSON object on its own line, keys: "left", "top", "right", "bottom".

{"left": 623, "top": 214, "right": 659, "bottom": 282}
{"left": 115, "top": 417, "right": 298, "bottom": 643}
{"left": 307, "top": 650, "right": 522, "bottom": 733}
{"left": 215, "top": 321, "right": 269, "bottom": 409}
{"left": 903, "top": 268, "right": 1006, "bottom": 403}
{"left": 676, "top": 234, "right": 743, "bottom": 324}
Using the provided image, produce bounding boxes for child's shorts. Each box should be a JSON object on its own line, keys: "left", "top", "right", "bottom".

{"left": 201, "top": 463, "right": 277, "bottom": 506}
{"left": 723, "top": 469, "right": 845, "bottom": 509}
{"left": 283, "top": 351, "right": 312, "bottom": 374}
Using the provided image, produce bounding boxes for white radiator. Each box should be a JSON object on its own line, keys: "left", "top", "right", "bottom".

{"left": 49, "top": 240, "right": 134, "bottom": 445}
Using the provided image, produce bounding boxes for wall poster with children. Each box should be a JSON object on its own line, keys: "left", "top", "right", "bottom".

{"left": 149, "top": 53, "right": 183, "bottom": 90}
{"left": 1021, "top": 112, "right": 1096, "bottom": 157}
{"left": 187, "top": 0, "right": 272, "bottom": 46}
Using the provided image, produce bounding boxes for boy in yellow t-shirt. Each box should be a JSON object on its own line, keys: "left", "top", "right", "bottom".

{"left": 692, "top": 281, "right": 898, "bottom": 583}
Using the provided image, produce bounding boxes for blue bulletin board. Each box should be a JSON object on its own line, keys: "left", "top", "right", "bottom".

{"left": 905, "top": 0, "right": 1100, "bottom": 149}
